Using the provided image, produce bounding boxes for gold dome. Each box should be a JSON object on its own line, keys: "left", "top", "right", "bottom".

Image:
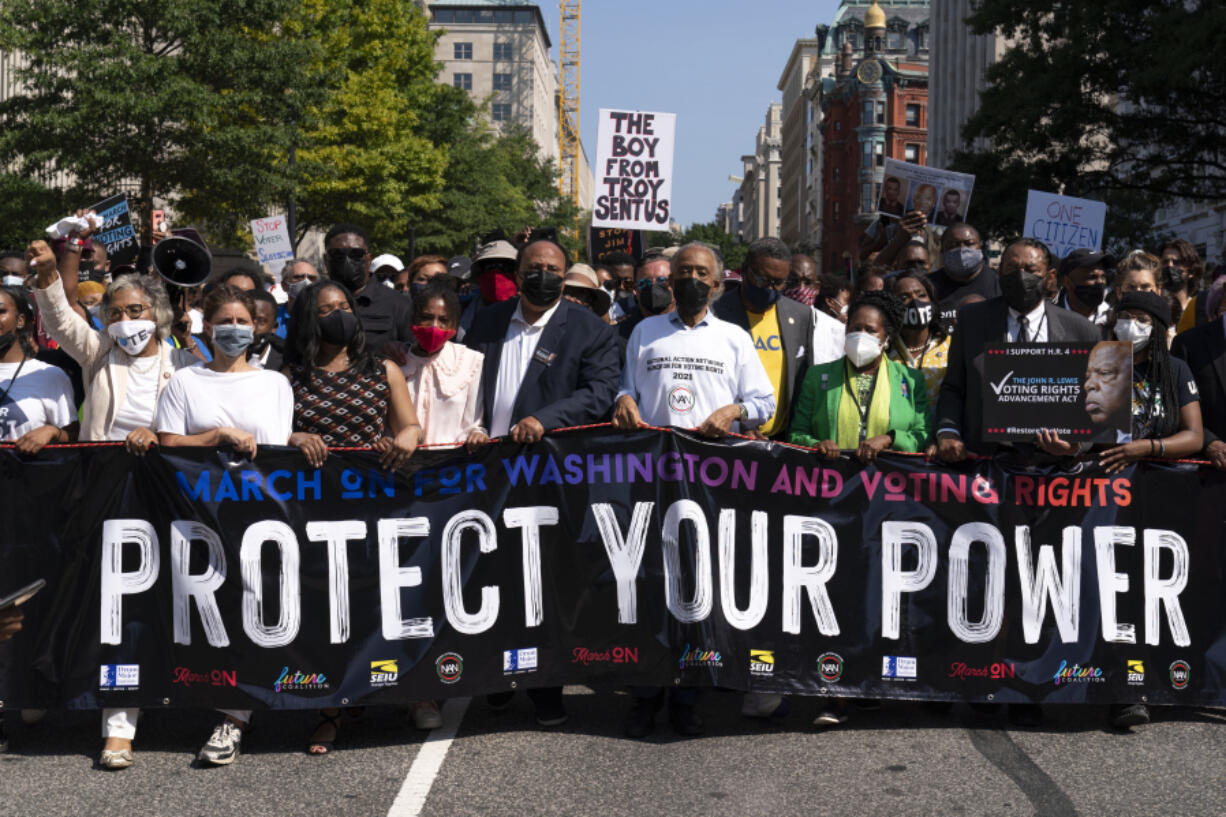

{"left": 864, "top": 0, "right": 886, "bottom": 29}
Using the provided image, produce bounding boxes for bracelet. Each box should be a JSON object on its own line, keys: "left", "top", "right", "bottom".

{"left": 1149, "top": 439, "right": 1157, "bottom": 456}
{"left": 1159, "top": 439, "right": 1167, "bottom": 457}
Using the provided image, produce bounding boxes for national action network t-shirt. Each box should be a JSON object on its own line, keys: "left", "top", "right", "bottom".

{"left": 0, "top": 358, "right": 75, "bottom": 441}
{"left": 156, "top": 366, "right": 293, "bottom": 445}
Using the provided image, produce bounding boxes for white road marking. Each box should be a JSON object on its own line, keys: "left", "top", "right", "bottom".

{"left": 386, "top": 697, "right": 471, "bottom": 817}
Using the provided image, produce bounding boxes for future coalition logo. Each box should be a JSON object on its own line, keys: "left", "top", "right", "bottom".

{"left": 273, "top": 667, "right": 329, "bottom": 693}
{"left": 1051, "top": 660, "right": 1104, "bottom": 686}
{"left": 678, "top": 644, "right": 722, "bottom": 670}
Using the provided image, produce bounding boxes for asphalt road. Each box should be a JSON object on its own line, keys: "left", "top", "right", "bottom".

{"left": 3, "top": 687, "right": 1225, "bottom": 816}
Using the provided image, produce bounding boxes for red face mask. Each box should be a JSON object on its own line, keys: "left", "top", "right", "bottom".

{"left": 478, "top": 269, "right": 518, "bottom": 303}
{"left": 411, "top": 325, "right": 456, "bottom": 354}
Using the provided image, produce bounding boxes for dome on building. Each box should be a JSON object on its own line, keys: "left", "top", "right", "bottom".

{"left": 864, "top": 0, "right": 886, "bottom": 30}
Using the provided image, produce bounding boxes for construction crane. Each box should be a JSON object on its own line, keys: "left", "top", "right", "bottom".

{"left": 557, "top": 0, "right": 581, "bottom": 214}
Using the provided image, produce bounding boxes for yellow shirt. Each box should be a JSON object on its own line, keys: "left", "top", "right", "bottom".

{"left": 747, "top": 305, "right": 786, "bottom": 436}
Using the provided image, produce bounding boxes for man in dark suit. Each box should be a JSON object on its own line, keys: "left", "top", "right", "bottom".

{"left": 1172, "top": 319, "right": 1226, "bottom": 468}
{"left": 711, "top": 237, "right": 815, "bottom": 441}
{"left": 937, "top": 237, "right": 1101, "bottom": 463}
{"left": 463, "top": 236, "right": 621, "bottom": 727}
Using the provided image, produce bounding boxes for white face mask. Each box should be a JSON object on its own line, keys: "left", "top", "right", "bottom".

{"left": 2, "top": 275, "right": 24, "bottom": 287}
{"left": 845, "top": 331, "right": 884, "bottom": 368}
{"left": 1114, "top": 318, "right": 1153, "bottom": 350}
{"left": 839, "top": 302, "right": 850, "bottom": 316}
{"left": 107, "top": 319, "right": 158, "bottom": 355}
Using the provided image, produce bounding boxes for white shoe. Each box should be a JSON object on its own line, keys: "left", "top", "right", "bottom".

{"left": 199, "top": 721, "right": 243, "bottom": 765}
{"left": 411, "top": 701, "right": 443, "bottom": 730}
{"left": 813, "top": 707, "right": 849, "bottom": 727}
{"left": 741, "top": 692, "right": 786, "bottom": 719}
{"left": 100, "top": 748, "right": 134, "bottom": 770}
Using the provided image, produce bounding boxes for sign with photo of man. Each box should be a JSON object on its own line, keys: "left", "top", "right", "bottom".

{"left": 878, "top": 159, "right": 975, "bottom": 226}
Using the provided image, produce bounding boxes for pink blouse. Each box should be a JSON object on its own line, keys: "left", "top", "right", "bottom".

{"left": 400, "top": 342, "right": 485, "bottom": 446}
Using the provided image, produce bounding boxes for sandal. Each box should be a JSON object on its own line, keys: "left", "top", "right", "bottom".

{"left": 307, "top": 710, "right": 341, "bottom": 756}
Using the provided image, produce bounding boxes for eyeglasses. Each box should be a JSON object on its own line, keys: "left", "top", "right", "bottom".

{"left": 105, "top": 303, "right": 151, "bottom": 321}
{"left": 637, "top": 276, "right": 669, "bottom": 290}
{"left": 328, "top": 247, "right": 366, "bottom": 262}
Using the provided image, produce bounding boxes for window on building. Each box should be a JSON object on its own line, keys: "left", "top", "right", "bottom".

{"left": 514, "top": 9, "right": 534, "bottom": 23}
{"left": 833, "top": 202, "right": 840, "bottom": 224}
{"left": 493, "top": 42, "right": 514, "bottom": 61}
{"left": 904, "top": 143, "right": 920, "bottom": 163}
{"left": 453, "top": 73, "right": 472, "bottom": 91}
{"left": 862, "top": 100, "right": 874, "bottom": 123}
{"left": 493, "top": 72, "right": 512, "bottom": 92}
{"left": 494, "top": 10, "right": 514, "bottom": 23}
{"left": 876, "top": 100, "right": 885, "bottom": 125}
{"left": 861, "top": 183, "right": 872, "bottom": 212}
{"left": 454, "top": 10, "right": 474, "bottom": 23}
{"left": 835, "top": 120, "right": 841, "bottom": 132}
{"left": 454, "top": 42, "right": 473, "bottom": 60}
{"left": 888, "top": 31, "right": 903, "bottom": 50}
{"left": 475, "top": 9, "right": 493, "bottom": 22}
{"left": 834, "top": 167, "right": 840, "bottom": 181}
{"left": 491, "top": 103, "right": 512, "bottom": 122}
{"left": 906, "top": 104, "right": 921, "bottom": 127}
{"left": 875, "top": 141, "right": 885, "bottom": 167}
{"left": 432, "top": 9, "right": 454, "bottom": 23}
{"left": 917, "top": 29, "right": 928, "bottom": 49}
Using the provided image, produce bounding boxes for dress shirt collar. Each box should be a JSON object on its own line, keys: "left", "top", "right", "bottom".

{"left": 1008, "top": 299, "right": 1047, "bottom": 327}
{"left": 667, "top": 309, "right": 711, "bottom": 330}
{"left": 511, "top": 297, "right": 561, "bottom": 330}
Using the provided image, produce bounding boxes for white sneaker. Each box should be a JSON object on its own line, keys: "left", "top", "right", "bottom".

{"left": 410, "top": 701, "right": 443, "bottom": 730}
{"left": 813, "top": 707, "right": 849, "bottom": 727}
{"left": 741, "top": 692, "right": 786, "bottom": 719}
{"left": 199, "top": 721, "right": 243, "bottom": 765}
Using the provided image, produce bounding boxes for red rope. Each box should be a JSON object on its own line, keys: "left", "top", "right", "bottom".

{"left": 0, "top": 422, "right": 1216, "bottom": 467}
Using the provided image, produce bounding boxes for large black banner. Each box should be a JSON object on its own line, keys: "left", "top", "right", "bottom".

{"left": 1, "top": 429, "right": 1223, "bottom": 711}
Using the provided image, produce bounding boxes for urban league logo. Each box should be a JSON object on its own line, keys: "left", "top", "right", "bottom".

{"left": 436, "top": 652, "right": 464, "bottom": 684}
{"left": 678, "top": 644, "right": 723, "bottom": 670}
{"left": 881, "top": 656, "right": 917, "bottom": 681}
{"left": 1169, "top": 660, "right": 1190, "bottom": 690}
{"left": 370, "top": 660, "right": 399, "bottom": 688}
{"left": 749, "top": 649, "right": 775, "bottom": 676}
{"left": 99, "top": 664, "right": 140, "bottom": 690}
{"left": 668, "top": 385, "right": 694, "bottom": 413}
{"left": 817, "top": 652, "right": 844, "bottom": 683}
{"left": 503, "top": 647, "right": 538, "bottom": 675}
{"left": 1051, "top": 660, "right": 1104, "bottom": 686}
{"left": 1126, "top": 660, "right": 1145, "bottom": 687}
{"left": 273, "top": 667, "right": 329, "bottom": 693}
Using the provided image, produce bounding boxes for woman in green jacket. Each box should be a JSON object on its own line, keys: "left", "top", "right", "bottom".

{"left": 789, "top": 290, "right": 932, "bottom": 460}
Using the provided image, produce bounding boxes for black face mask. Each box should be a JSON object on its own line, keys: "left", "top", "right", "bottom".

{"left": 903, "top": 300, "right": 934, "bottom": 328}
{"left": 0, "top": 329, "right": 15, "bottom": 357}
{"left": 1001, "top": 270, "right": 1046, "bottom": 313}
{"left": 1072, "top": 282, "right": 1106, "bottom": 308}
{"left": 520, "top": 269, "right": 564, "bottom": 307}
{"left": 327, "top": 249, "right": 368, "bottom": 293}
{"left": 1162, "top": 265, "right": 1186, "bottom": 293}
{"left": 637, "top": 280, "right": 672, "bottom": 315}
{"left": 319, "top": 309, "right": 360, "bottom": 347}
{"left": 673, "top": 277, "right": 711, "bottom": 317}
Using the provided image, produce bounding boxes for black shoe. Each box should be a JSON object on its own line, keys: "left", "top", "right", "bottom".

{"left": 969, "top": 701, "right": 1002, "bottom": 714}
{"left": 0, "top": 717, "right": 7, "bottom": 754}
{"left": 1008, "top": 703, "right": 1043, "bottom": 728}
{"left": 1110, "top": 703, "right": 1150, "bottom": 729}
{"left": 924, "top": 701, "right": 954, "bottom": 714}
{"left": 669, "top": 702, "right": 705, "bottom": 737}
{"left": 853, "top": 698, "right": 881, "bottom": 712}
{"left": 486, "top": 692, "right": 514, "bottom": 711}
{"left": 533, "top": 696, "right": 568, "bottom": 727}
{"left": 624, "top": 695, "right": 661, "bottom": 739}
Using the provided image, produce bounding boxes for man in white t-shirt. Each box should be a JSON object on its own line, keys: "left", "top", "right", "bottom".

{"left": 611, "top": 242, "right": 775, "bottom": 740}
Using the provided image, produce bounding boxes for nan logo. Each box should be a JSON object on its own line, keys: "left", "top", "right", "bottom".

{"left": 1126, "top": 660, "right": 1145, "bottom": 687}
{"left": 749, "top": 649, "right": 775, "bottom": 677}
{"left": 503, "top": 648, "right": 539, "bottom": 675}
{"left": 668, "top": 385, "right": 694, "bottom": 413}
{"left": 370, "top": 659, "right": 399, "bottom": 688}
{"left": 99, "top": 664, "right": 140, "bottom": 690}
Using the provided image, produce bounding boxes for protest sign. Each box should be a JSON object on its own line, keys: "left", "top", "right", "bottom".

{"left": 587, "top": 225, "right": 644, "bottom": 264}
{"left": 983, "top": 342, "right": 1132, "bottom": 443}
{"left": 878, "top": 159, "right": 975, "bottom": 226}
{"left": 250, "top": 214, "right": 295, "bottom": 266}
{"left": 592, "top": 109, "right": 675, "bottom": 231}
{"left": 0, "top": 428, "right": 1217, "bottom": 710}
{"left": 87, "top": 193, "right": 138, "bottom": 265}
{"left": 1024, "top": 190, "right": 1107, "bottom": 258}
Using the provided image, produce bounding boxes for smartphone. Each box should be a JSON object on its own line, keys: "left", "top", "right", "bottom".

{"left": 152, "top": 209, "right": 166, "bottom": 233}
{"left": 0, "top": 578, "right": 45, "bottom": 611}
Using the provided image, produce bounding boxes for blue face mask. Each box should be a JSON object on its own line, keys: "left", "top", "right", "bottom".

{"left": 212, "top": 324, "right": 254, "bottom": 358}
{"left": 457, "top": 289, "right": 479, "bottom": 306}
{"left": 742, "top": 277, "right": 782, "bottom": 312}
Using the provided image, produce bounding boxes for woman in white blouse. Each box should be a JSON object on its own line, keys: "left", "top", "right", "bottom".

{"left": 400, "top": 282, "right": 486, "bottom": 447}
{"left": 157, "top": 284, "right": 293, "bottom": 767}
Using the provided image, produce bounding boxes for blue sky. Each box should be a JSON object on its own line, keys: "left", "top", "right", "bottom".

{"left": 565, "top": 0, "right": 842, "bottom": 228}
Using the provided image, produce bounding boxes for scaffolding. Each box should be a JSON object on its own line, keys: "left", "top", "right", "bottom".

{"left": 557, "top": 0, "right": 581, "bottom": 212}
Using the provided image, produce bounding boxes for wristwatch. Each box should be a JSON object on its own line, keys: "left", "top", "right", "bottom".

{"left": 738, "top": 403, "right": 749, "bottom": 424}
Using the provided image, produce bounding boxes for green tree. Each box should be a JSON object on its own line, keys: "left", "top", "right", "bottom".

{"left": 0, "top": 174, "right": 67, "bottom": 250}
{"left": 0, "top": 0, "right": 313, "bottom": 238}
{"left": 646, "top": 221, "right": 747, "bottom": 270}
{"left": 950, "top": 0, "right": 1225, "bottom": 250}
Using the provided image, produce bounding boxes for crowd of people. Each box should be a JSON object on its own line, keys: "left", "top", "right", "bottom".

{"left": 1, "top": 206, "right": 1223, "bottom": 766}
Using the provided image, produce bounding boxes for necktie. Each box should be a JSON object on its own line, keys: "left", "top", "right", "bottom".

{"left": 1018, "top": 315, "right": 1030, "bottom": 343}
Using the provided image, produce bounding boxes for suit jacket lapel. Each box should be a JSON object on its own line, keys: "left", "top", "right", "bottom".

{"left": 481, "top": 305, "right": 510, "bottom": 423}
{"left": 511, "top": 300, "right": 570, "bottom": 419}
{"left": 990, "top": 299, "right": 1010, "bottom": 344}
{"left": 1209, "top": 320, "right": 1226, "bottom": 401}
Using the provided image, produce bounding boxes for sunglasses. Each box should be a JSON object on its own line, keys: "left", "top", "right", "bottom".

{"left": 328, "top": 247, "right": 366, "bottom": 262}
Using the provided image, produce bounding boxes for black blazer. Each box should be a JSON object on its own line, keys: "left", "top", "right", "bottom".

{"left": 464, "top": 297, "right": 622, "bottom": 432}
{"left": 1172, "top": 320, "right": 1226, "bottom": 446}
{"left": 711, "top": 290, "right": 815, "bottom": 436}
{"left": 936, "top": 297, "right": 1101, "bottom": 454}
